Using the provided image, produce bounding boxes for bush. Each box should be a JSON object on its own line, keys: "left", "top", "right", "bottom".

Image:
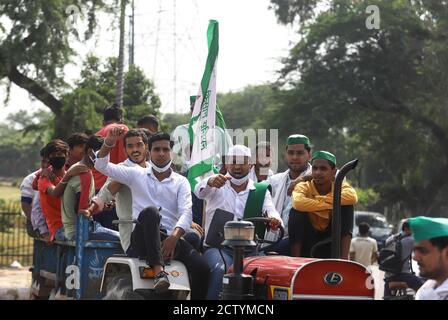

{"left": 355, "top": 187, "right": 380, "bottom": 211}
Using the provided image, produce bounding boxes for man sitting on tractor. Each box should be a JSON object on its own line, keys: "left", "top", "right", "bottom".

{"left": 194, "top": 145, "right": 282, "bottom": 300}
{"left": 59, "top": 135, "right": 120, "bottom": 242}
{"left": 94, "top": 128, "right": 210, "bottom": 299}
{"left": 289, "top": 151, "right": 358, "bottom": 259}
{"left": 267, "top": 134, "right": 313, "bottom": 255}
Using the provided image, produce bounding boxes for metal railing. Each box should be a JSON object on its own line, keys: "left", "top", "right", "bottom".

{"left": 0, "top": 203, "right": 33, "bottom": 267}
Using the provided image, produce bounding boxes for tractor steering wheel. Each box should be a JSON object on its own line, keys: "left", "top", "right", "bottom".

{"left": 243, "top": 217, "right": 285, "bottom": 253}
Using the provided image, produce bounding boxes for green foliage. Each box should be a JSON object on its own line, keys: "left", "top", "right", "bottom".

{"left": 0, "top": 0, "right": 110, "bottom": 88}
{"left": 0, "top": 110, "right": 53, "bottom": 177}
{"left": 162, "top": 113, "right": 190, "bottom": 134}
{"left": 266, "top": 0, "right": 448, "bottom": 216}
{"left": 355, "top": 187, "right": 380, "bottom": 211}
{"left": 71, "top": 55, "right": 161, "bottom": 131}
{"left": 217, "top": 85, "right": 279, "bottom": 130}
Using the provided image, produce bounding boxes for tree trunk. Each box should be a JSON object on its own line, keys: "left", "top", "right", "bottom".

{"left": 115, "top": 0, "right": 126, "bottom": 107}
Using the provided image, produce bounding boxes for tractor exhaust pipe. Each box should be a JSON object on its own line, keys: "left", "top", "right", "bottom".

{"left": 331, "top": 159, "right": 358, "bottom": 259}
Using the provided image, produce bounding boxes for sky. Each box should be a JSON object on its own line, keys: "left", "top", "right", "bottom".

{"left": 0, "top": 0, "right": 296, "bottom": 123}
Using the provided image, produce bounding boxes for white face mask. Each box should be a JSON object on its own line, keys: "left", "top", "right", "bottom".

{"left": 150, "top": 160, "right": 172, "bottom": 173}
{"left": 226, "top": 173, "right": 249, "bottom": 186}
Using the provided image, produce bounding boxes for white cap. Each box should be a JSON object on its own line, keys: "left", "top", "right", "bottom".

{"left": 226, "top": 145, "right": 251, "bottom": 158}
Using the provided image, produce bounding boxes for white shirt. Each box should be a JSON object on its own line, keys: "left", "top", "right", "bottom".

{"left": 95, "top": 159, "right": 149, "bottom": 251}
{"left": 194, "top": 176, "right": 282, "bottom": 246}
{"left": 416, "top": 278, "right": 448, "bottom": 300}
{"left": 95, "top": 154, "right": 192, "bottom": 235}
{"left": 349, "top": 236, "right": 378, "bottom": 267}
{"left": 20, "top": 171, "right": 47, "bottom": 235}
{"left": 267, "top": 164, "right": 312, "bottom": 236}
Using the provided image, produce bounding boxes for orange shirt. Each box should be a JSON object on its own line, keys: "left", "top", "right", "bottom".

{"left": 292, "top": 180, "right": 358, "bottom": 231}
{"left": 92, "top": 123, "right": 129, "bottom": 190}
{"left": 38, "top": 174, "right": 63, "bottom": 240}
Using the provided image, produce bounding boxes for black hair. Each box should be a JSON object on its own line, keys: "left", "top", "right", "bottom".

{"left": 429, "top": 236, "right": 448, "bottom": 251}
{"left": 40, "top": 146, "right": 46, "bottom": 158}
{"left": 67, "top": 132, "right": 89, "bottom": 149}
{"left": 358, "top": 222, "right": 370, "bottom": 236}
{"left": 148, "top": 132, "right": 174, "bottom": 150}
{"left": 137, "top": 115, "right": 159, "bottom": 128}
{"left": 103, "top": 103, "right": 123, "bottom": 123}
{"left": 402, "top": 220, "right": 410, "bottom": 231}
{"left": 44, "top": 139, "right": 69, "bottom": 158}
{"left": 138, "top": 128, "right": 153, "bottom": 141}
{"left": 84, "top": 135, "right": 104, "bottom": 153}
{"left": 124, "top": 129, "right": 148, "bottom": 146}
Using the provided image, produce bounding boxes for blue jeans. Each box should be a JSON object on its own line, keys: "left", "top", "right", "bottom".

{"left": 203, "top": 247, "right": 234, "bottom": 300}
{"left": 268, "top": 237, "right": 290, "bottom": 256}
{"left": 204, "top": 247, "right": 258, "bottom": 300}
{"left": 54, "top": 222, "right": 120, "bottom": 242}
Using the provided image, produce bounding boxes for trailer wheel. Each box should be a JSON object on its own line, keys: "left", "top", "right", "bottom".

{"left": 103, "top": 275, "right": 144, "bottom": 300}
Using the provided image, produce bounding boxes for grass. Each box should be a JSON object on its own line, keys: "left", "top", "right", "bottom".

{"left": 0, "top": 182, "right": 31, "bottom": 267}
{"left": 0, "top": 214, "right": 33, "bottom": 267}
{"left": 0, "top": 185, "right": 21, "bottom": 203}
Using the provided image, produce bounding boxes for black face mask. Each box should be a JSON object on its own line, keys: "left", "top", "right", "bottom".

{"left": 49, "top": 156, "right": 66, "bottom": 169}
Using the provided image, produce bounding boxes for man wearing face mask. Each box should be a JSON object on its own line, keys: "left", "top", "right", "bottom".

{"left": 194, "top": 145, "right": 283, "bottom": 300}
{"left": 38, "top": 139, "right": 88, "bottom": 241}
{"left": 58, "top": 135, "right": 120, "bottom": 242}
{"left": 94, "top": 129, "right": 210, "bottom": 299}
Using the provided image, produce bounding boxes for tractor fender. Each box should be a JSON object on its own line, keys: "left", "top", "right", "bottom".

{"left": 100, "top": 257, "right": 190, "bottom": 293}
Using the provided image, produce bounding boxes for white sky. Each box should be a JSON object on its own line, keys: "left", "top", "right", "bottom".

{"left": 0, "top": 0, "right": 296, "bottom": 124}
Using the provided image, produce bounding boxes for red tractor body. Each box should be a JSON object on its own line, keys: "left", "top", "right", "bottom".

{"left": 236, "top": 256, "right": 374, "bottom": 300}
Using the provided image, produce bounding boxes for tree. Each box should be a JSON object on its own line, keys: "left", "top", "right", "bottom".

{"left": 115, "top": 0, "right": 127, "bottom": 107}
{"left": 67, "top": 55, "right": 161, "bottom": 131}
{"left": 0, "top": 0, "right": 112, "bottom": 137}
{"left": 217, "top": 85, "right": 280, "bottom": 130}
{"left": 267, "top": 0, "right": 448, "bottom": 217}
{"left": 0, "top": 110, "right": 54, "bottom": 177}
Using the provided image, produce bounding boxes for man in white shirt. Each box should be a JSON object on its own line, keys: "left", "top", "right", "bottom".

{"left": 350, "top": 222, "right": 378, "bottom": 267}
{"left": 194, "top": 145, "right": 282, "bottom": 300}
{"left": 94, "top": 128, "right": 210, "bottom": 299}
{"left": 82, "top": 129, "right": 150, "bottom": 252}
{"left": 20, "top": 147, "right": 50, "bottom": 240}
{"left": 266, "top": 134, "right": 312, "bottom": 255}
{"left": 409, "top": 216, "right": 448, "bottom": 300}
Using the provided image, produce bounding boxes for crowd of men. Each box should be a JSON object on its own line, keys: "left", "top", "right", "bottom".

{"left": 19, "top": 104, "right": 448, "bottom": 300}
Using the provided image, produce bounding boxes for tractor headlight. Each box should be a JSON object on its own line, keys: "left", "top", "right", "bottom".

{"left": 222, "top": 221, "right": 256, "bottom": 247}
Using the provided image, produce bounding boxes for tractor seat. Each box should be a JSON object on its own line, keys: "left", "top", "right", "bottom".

{"left": 388, "top": 281, "right": 409, "bottom": 290}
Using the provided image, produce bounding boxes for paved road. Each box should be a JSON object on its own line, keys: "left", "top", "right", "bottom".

{"left": 0, "top": 264, "right": 407, "bottom": 300}
{"left": 0, "top": 268, "right": 31, "bottom": 300}
{"left": 369, "top": 264, "right": 385, "bottom": 300}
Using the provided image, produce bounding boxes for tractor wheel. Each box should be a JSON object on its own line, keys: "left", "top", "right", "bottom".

{"left": 103, "top": 275, "right": 144, "bottom": 300}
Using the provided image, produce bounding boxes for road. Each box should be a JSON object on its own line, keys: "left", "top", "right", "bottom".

{"left": 0, "top": 267, "right": 31, "bottom": 300}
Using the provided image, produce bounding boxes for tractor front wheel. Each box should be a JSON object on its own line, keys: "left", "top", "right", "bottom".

{"left": 103, "top": 275, "right": 144, "bottom": 300}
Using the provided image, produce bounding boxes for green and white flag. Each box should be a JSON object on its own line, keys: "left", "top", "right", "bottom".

{"left": 187, "top": 20, "right": 229, "bottom": 191}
